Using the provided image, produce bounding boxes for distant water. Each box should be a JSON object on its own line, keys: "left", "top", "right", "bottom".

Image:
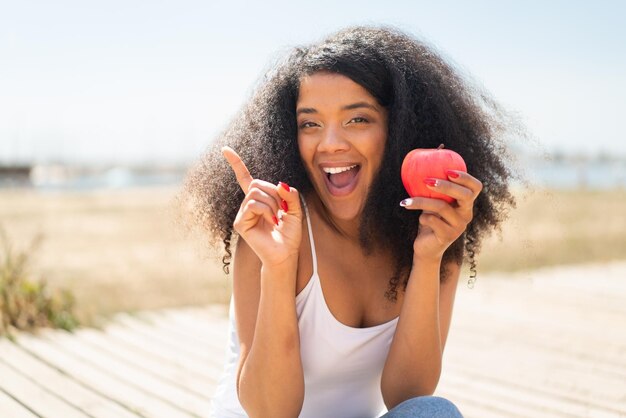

{"left": 523, "top": 158, "right": 626, "bottom": 190}
{"left": 0, "top": 165, "right": 187, "bottom": 191}
{"left": 37, "top": 171, "right": 186, "bottom": 191}
{"left": 0, "top": 159, "right": 625, "bottom": 191}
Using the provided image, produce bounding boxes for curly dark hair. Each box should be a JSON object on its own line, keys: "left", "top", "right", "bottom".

{"left": 181, "top": 25, "right": 520, "bottom": 301}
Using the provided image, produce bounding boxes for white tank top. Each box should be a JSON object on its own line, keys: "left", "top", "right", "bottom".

{"left": 210, "top": 197, "right": 399, "bottom": 418}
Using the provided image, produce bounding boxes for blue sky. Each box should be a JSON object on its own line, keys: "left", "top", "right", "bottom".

{"left": 1, "top": 0, "right": 625, "bottom": 164}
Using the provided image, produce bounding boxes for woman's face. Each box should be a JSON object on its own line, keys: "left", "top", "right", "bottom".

{"left": 297, "top": 72, "right": 388, "bottom": 222}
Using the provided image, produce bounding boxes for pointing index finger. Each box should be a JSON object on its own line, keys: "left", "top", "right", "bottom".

{"left": 222, "top": 146, "right": 253, "bottom": 193}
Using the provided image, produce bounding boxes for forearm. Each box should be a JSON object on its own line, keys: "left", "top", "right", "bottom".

{"left": 238, "top": 259, "right": 304, "bottom": 418}
{"left": 381, "top": 257, "right": 443, "bottom": 408}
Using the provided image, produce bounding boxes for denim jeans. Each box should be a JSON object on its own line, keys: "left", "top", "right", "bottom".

{"left": 380, "top": 396, "right": 464, "bottom": 418}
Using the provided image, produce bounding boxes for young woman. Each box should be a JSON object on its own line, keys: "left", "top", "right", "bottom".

{"left": 184, "top": 25, "right": 517, "bottom": 418}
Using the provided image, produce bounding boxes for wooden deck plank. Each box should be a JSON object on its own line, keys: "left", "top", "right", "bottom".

{"left": 2, "top": 262, "right": 625, "bottom": 418}
{"left": 443, "top": 367, "right": 609, "bottom": 418}
{"left": 71, "top": 327, "right": 214, "bottom": 400}
{"left": 133, "top": 311, "right": 228, "bottom": 357}
{"left": 39, "top": 329, "right": 213, "bottom": 417}
{"left": 446, "top": 329, "right": 626, "bottom": 406}
{"left": 435, "top": 263, "right": 626, "bottom": 418}
{"left": 112, "top": 314, "right": 218, "bottom": 365}
{"left": 138, "top": 309, "right": 229, "bottom": 349}
{"left": 436, "top": 387, "right": 530, "bottom": 418}
{"left": 0, "top": 358, "right": 88, "bottom": 418}
{"left": 438, "top": 373, "right": 576, "bottom": 418}
{"left": 14, "top": 331, "right": 195, "bottom": 418}
{"left": 451, "top": 302, "right": 626, "bottom": 380}
{"left": 454, "top": 291, "right": 626, "bottom": 337}
{"left": 453, "top": 284, "right": 626, "bottom": 343}
{"left": 102, "top": 322, "right": 223, "bottom": 380}
{"left": 0, "top": 390, "right": 39, "bottom": 418}
{"left": 156, "top": 307, "right": 230, "bottom": 337}
{"left": 0, "top": 338, "right": 141, "bottom": 418}
{"left": 442, "top": 360, "right": 626, "bottom": 416}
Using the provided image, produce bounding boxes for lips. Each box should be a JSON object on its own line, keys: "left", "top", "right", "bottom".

{"left": 320, "top": 164, "right": 361, "bottom": 197}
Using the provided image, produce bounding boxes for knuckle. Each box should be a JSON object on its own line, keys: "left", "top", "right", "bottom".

{"left": 248, "top": 189, "right": 269, "bottom": 203}
{"left": 248, "top": 188, "right": 262, "bottom": 199}
{"left": 244, "top": 199, "right": 256, "bottom": 210}
{"left": 249, "top": 179, "right": 263, "bottom": 190}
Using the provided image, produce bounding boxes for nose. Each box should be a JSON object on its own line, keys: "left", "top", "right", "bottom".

{"left": 318, "top": 125, "right": 350, "bottom": 153}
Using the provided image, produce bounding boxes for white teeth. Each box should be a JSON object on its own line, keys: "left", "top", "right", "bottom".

{"left": 322, "top": 165, "right": 357, "bottom": 174}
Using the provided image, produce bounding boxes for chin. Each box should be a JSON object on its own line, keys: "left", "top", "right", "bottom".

{"left": 314, "top": 184, "right": 366, "bottom": 223}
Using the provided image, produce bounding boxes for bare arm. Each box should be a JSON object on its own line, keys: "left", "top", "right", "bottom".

{"left": 382, "top": 169, "right": 481, "bottom": 409}
{"left": 222, "top": 146, "right": 305, "bottom": 417}
{"left": 234, "top": 238, "right": 304, "bottom": 417}
{"left": 380, "top": 259, "right": 460, "bottom": 409}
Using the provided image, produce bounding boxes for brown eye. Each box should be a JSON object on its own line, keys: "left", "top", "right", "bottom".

{"left": 299, "top": 121, "right": 318, "bottom": 129}
{"left": 349, "top": 117, "right": 368, "bottom": 124}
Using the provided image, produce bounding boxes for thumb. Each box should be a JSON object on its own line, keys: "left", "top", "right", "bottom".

{"left": 276, "top": 181, "right": 302, "bottom": 219}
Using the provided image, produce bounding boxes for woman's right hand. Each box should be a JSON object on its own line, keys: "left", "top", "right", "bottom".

{"left": 222, "top": 146, "right": 303, "bottom": 268}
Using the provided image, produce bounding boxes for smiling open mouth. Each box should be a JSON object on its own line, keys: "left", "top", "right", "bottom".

{"left": 322, "top": 165, "right": 361, "bottom": 196}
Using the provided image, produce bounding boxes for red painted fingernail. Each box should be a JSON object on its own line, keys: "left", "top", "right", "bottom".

{"left": 281, "top": 199, "right": 288, "bottom": 212}
{"left": 272, "top": 215, "right": 279, "bottom": 226}
{"left": 279, "top": 181, "right": 290, "bottom": 191}
{"left": 423, "top": 178, "right": 438, "bottom": 187}
{"left": 446, "top": 170, "right": 460, "bottom": 179}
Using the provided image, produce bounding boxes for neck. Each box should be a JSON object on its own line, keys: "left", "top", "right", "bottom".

{"left": 309, "top": 193, "right": 361, "bottom": 243}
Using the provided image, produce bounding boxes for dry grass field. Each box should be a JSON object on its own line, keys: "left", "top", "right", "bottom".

{"left": 1, "top": 185, "right": 625, "bottom": 326}
{"left": 479, "top": 186, "right": 626, "bottom": 272}
{"left": 0, "top": 187, "right": 228, "bottom": 327}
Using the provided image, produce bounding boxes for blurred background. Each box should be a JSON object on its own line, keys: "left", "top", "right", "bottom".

{"left": 1, "top": 0, "right": 625, "bottom": 325}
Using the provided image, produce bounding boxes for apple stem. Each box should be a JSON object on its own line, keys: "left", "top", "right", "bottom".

{"left": 437, "top": 144, "right": 445, "bottom": 150}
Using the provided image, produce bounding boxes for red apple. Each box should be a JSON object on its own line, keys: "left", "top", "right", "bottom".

{"left": 401, "top": 144, "right": 467, "bottom": 203}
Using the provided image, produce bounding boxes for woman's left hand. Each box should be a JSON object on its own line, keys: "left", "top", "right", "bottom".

{"left": 400, "top": 170, "right": 483, "bottom": 262}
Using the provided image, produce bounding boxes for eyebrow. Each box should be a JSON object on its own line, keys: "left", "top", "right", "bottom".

{"left": 296, "top": 101, "right": 380, "bottom": 117}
